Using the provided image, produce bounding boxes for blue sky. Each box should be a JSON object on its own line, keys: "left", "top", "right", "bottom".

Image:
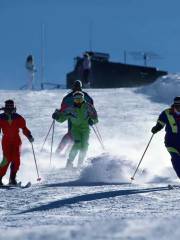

{"left": 0, "top": 0, "right": 180, "bottom": 89}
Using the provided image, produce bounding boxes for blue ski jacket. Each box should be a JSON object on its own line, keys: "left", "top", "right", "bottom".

{"left": 157, "top": 107, "right": 180, "bottom": 147}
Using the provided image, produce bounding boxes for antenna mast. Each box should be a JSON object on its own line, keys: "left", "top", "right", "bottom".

{"left": 41, "top": 23, "right": 45, "bottom": 89}
{"left": 89, "top": 21, "right": 93, "bottom": 51}
{"left": 124, "top": 50, "right": 127, "bottom": 63}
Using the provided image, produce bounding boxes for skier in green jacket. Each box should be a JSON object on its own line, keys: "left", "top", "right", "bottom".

{"left": 52, "top": 91, "right": 98, "bottom": 169}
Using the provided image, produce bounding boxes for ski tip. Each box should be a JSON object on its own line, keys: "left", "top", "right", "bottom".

{"left": 168, "top": 184, "right": 174, "bottom": 190}
{"left": 23, "top": 182, "right": 31, "bottom": 188}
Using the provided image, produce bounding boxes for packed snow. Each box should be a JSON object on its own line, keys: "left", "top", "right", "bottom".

{"left": 0, "top": 75, "right": 180, "bottom": 239}
{"left": 136, "top": 74, "right": 180, "bottom": 104}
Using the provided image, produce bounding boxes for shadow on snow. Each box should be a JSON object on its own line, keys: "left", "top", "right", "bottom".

{"left": 42, "top": 181, "right": 130, "bottom": 187}
{"left": 19, "top": 185, "right": 171, "bottom": 214}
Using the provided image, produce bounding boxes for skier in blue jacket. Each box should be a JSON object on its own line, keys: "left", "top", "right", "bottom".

{"left": 151, "top": 96, "right": 180, "bottom": 178}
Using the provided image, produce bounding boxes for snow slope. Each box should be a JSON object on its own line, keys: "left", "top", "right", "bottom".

{"left": 137, "top": 74, "right": 180, "bottom": 104}
{"left": 0, "top": 76, "right": 180, "bottom": 239}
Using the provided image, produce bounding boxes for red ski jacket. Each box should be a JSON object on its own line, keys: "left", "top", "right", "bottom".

{"left": 0, "top": 113, "right": 31, "bottom": 142}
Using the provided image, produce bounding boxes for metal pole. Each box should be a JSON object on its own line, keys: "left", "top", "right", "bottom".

{"left": 50, "top": 120, "right": 55, "bottom": 165}
{"left": 92, "top": 125, "right": 105, "bottom": 150}
{"left": 41, "top": 120, "right": 54, "bottom": 152}
{"left": 31, "top": 143, "right": 41, "bottom": 181}
{"left": 131, "top": 134, "right": 154, "bottom": 181}
{"left": 94, "top": 124, "right": 104, "bottom": 148}
{"left": 89, "top": 21, "right": 93, "bottom": 51}
{"left": 124, "top": 50, "right": 127, "bottom": 63}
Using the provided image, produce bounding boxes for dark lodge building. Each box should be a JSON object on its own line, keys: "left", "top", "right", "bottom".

{"left": 66, "top": 51, "right": 167, "bottom": 89}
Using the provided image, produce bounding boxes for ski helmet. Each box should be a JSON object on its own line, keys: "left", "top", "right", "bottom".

{"left": 72, "top": 80, "right": 82, "bottom": 91}
{"left": 5, "top": 99, "right": 15, "bottom": 109}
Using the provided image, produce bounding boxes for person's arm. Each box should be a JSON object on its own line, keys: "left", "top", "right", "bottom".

{"left": 60, "top": 99, "right": 69, "bottom": 112}
{"left": 52, "top": 107, "right": 75, "bottom": 123}
{"left": 84, "top": 92, "right": 94, "bottom": 105}
{"left": 0, "top": 115, "right": 4, "bottom": 134}
{"left": 20, "top": 116, "right": 34, "bottom": 142}
{"left": 87, "top": 103, "right": 98, "bottom": 125}
{"left": 151, "top": 111, "right": 166, "bottom": 134}
{"left": 0, "top": 120, "right": 2, "bottom": 134}
{"left": 60, "top": 93, "right": 73, "bottom": 112}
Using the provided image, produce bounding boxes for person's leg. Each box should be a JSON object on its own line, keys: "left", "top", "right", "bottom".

{"left": 67, "top": 145, "right": 78, "bottom": 168}
{"left": 56, "top": 132, "right": 73, "bottom": 154}
{"left": 9, "top": 142, "right": 21, "bottom": 184}
{"left": 167, "top": 146, "right": 180, "bottom": 178}
{"left": 171, "top": 156, "right": 180, "bottom": 178}
{"left": 66, "top": 128, "right": 81, "bottom": 168}
{"left": 0, "top": 157, "right": 10, "bottom": 185}
{"left": 0, "top": 139, "right": 12, "bottom": 183}
{"left": 78, "top": 129, "right": 90, "bottom": 167}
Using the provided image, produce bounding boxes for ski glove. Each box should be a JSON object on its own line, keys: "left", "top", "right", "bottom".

{"left": 87, "top": 104, "right": 97, "bottom": 119}
{"left": 28, "top": 135, "right": 34, "bottom": 143}
{"left": 88, "top": 119, "right": 94, "bottom": 126}
{"left": 151, "top": 123, "right": 163, "bottom": 134}
{"left": 52, "top": 109, "right": 60, "bottom": 120}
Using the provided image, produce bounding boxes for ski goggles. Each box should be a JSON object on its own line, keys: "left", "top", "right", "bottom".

{"left": 73, "top": 96, "right": 84, "bottom": 104}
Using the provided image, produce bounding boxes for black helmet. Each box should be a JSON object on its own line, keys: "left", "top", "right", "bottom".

{"left": 5, "top": 99, "right": 15, "bottom": 109}
{"left": 4, "top": 99, "right": 16, "bottom": 113}
{"left": 174, "top": 96, "right": 180, "bottom": 106}
{"left": 72, "top": 80, "right": 82, "bottom": 91}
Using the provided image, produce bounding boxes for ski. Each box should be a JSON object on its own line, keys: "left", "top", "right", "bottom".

{"left": 21, "top": 182, "right": 31, "bottom": 188}
{"left": 0, "top": 181, "right": 31, "bottom": 189}
{"left": 168, "top": 184, "right": 180, "bottom": 190}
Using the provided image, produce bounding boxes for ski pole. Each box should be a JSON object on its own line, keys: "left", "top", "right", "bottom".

{"left": 40, "top": 120, "right": 54, "bottom": 152}
{"left": 94, "top": 124, "right": 104, "bottom": 146}
{"left": 92, "top": 125, "right": 105, "bottom": 150}
{"left": 31, "top": 142, "right": 41, "bottom": 181}
{"left": 50, "top": 120, "right": 55, "bottom": 165}
{"left": 131, "top": 134, "right": 154, "bottom": 181}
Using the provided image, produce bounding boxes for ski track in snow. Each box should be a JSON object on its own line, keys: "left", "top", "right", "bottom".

{"left": 0, "top": 80, "right": 180, "bottom": 240}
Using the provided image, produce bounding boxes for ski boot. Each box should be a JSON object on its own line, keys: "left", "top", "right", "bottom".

{"left": 9, "top": 173, "right": 18, "bottom": 186}
{"left": 77, "top": 160, "right": 83, "bottom": 169}
{"left": 66, "top": 160, "right": 73, "bottom": 170}
{"left": 0, "top": 176, "right": 3, "bottom": 186}
{"left": 77, "top": 155, "right": 84, "bottom": 169}
{"left": 9, "top": 178, "right": 18, "bottom": 185}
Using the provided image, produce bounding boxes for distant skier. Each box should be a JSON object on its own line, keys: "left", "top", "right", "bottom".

{"left": 52, "top": 91, "right": 98, "bottom": 168}
{"left": 56, "top": 80, "right": 94, "bottom": 156}
{"left": 82, "top": 53, "right": 91, "bottom": 87}
{"left": 0, "top": 100, "right": 34, "bottom": 185}
{"left": 151, "top": 96, "right": 180, "bottom": 178}
{"left": 25, "top": 54, "right": 36, "bottom": 90}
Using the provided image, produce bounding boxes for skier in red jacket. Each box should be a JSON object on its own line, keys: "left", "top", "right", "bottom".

{"left": 0, "top": 100, "right": 34, "bottom": 185}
